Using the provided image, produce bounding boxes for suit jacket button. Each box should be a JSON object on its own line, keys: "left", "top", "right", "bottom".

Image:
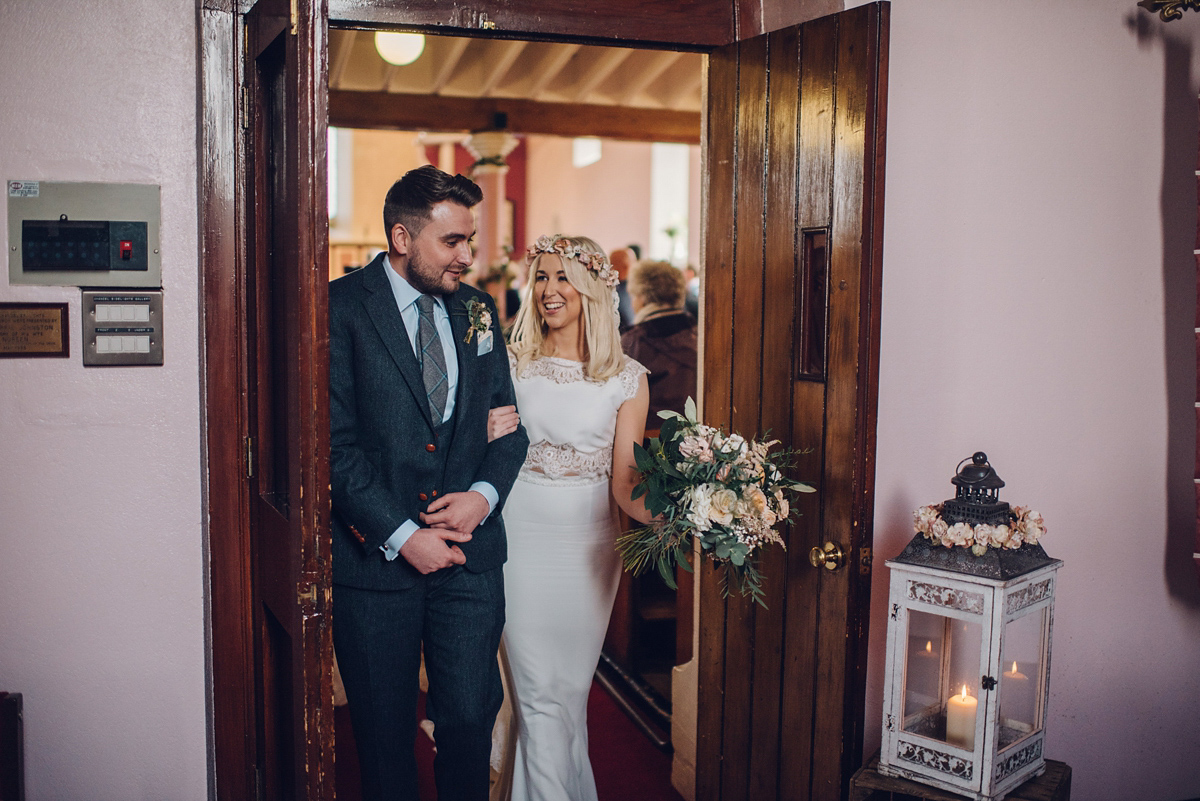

{"left": 419, "top": 492, "right": 428, "bottom": 501}
{"left": 426, "top": 443, "right": 436, "bottom": 452}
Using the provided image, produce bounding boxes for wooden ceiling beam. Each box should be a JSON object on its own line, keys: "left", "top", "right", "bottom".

{"left": 618, "top": 50, "right": 683, "bottom": 106}
{"left": 659, "top": 59, "right": 706, "bottom": 109}
{"left": 480, "top": 40, "right": 529, "bottom": 96}
{"left": 329, "top": 90, "right": 701, "bottom": 144}
{"left": 571, "top": 47, "right": 632, "bottom": 102}
{"left": 431, "top": 37, "right": 472, "bottom": 93}
{"left": 526, "top": 43, "right": 581, "bottom": 99}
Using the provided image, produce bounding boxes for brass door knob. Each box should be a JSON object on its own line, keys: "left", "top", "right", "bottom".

{"left": 809, "top": 541, "right": 845, "bottom": 571}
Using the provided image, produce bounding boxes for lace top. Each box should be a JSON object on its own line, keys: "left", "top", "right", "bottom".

{"left": 510, "top": 353, "right": 648, "bottom": 486}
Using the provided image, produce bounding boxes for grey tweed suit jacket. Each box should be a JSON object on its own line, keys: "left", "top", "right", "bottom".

{"left": 329, "top": 253, "right": 529, "bottom": 590}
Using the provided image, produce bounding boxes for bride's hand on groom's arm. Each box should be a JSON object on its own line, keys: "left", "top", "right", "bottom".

{"left": 399, "top": 527, "right": 470, "bottom": 574}
{"left": 420, "top": 491, "right": 491, "bottom": 537}
{"left": 486, "top": 405, "right": 520, "bottom": 443}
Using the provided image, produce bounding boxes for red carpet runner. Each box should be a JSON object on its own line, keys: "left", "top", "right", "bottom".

{"left": 335, "top": 680, "right": 685, "bottom": 800}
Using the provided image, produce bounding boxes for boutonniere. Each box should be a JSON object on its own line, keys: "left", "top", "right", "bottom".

{"left": 462, "top": 298, "right": 492, "bottom": 344}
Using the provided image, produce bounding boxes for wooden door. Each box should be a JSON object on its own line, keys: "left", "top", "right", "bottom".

{"left": 244, "top": 0, "right": 333, "bottom": 798}
{"left": 697, "top": 4, "right": 889, "bottom": 799}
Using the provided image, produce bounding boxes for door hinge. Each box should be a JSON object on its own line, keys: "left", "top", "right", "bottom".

{"left": 245, "top": 436, "right": 254, "bottom": 479}
{"left": 859, "top": 546, "right": 873, "bottom": 576}
{"left": 297, "top": 582, "right": 317, "bottom": 606}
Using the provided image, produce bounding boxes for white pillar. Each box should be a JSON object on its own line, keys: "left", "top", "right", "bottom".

{"left": 464, "top": 131, "right": 519, "bottom": 275}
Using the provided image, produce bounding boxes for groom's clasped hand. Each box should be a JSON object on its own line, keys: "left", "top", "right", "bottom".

{"left": 397, "top": 490, "right": 493, "bottom": 575}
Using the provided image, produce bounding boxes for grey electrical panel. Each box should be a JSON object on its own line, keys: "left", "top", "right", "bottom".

{"left": 7, "top": 181, "right": 161, "bottom": 288}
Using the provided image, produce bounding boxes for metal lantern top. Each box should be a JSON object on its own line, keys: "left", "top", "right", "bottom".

{"left": 894, "top": 451, "right": 1057, "bottom": 580}
{"left": 941, "top": 452, "right": 1011, "bottom": 527}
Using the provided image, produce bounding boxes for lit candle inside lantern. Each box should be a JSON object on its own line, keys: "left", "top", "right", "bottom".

{"left": 946, "top": 684, "right": 977, "bottom": 750}
{"left": 1004, "top": 660, "right": 1027, "bottom": 681}
{"left": 1002, "top": 660, "right": 1033, "bottom": 726}
{"left": 925, "top": 641, "right": 933, "bottom": 654}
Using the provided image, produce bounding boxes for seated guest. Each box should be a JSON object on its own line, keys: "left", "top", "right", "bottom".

{"left": 621, "top": 260, "right": 698, "bottom": 429}
{"left": 609, "top": 246, "right": 637, "bottom": 332}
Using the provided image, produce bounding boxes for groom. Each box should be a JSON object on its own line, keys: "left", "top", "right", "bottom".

{"left": 329, "top": 165, "right": 528, "bottom": 801}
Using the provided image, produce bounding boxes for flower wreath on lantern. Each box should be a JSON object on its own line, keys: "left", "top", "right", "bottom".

{"left": 913, "top": 503, "right": 1047, "bottom": 557}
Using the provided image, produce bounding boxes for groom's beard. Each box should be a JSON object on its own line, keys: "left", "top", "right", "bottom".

{"left": 406, "top": 245, "right": 465, "bottom": 296}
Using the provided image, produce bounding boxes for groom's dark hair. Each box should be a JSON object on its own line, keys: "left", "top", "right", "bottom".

{"left": 383, "top": 164, "right": 483, "bottom": 240}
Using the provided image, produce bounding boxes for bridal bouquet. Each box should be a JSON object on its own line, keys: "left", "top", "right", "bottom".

{"left": 618, "top": 399, "right": 815, "bottom": 607}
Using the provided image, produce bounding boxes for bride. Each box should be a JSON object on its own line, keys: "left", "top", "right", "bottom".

{"left": 487, "top": 235, "right": 653, "bottom": 801}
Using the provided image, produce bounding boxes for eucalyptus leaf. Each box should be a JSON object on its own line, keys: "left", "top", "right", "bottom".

{"left": 657, "top": 558, "right": 678, "bottom": 589}
{"left": 659, "top": 416, "right": 680, "bottom": 446}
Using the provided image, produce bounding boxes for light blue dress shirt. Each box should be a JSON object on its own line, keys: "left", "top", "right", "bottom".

{"left": 379, "top": 255, "right": 499, "bottom": 561}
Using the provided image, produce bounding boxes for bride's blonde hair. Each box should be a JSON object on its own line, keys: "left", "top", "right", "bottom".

{"left": 509, "top": 235, "right": 624, "bottom": 382}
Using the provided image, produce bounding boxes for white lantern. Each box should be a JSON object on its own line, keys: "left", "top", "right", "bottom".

{"left": 879, "top": 454, "right": 1062, "bottom": 800}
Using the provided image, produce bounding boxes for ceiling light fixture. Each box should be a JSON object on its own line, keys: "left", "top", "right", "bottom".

{"left": 374, "top": 32, "right": 426, "bottom": 66}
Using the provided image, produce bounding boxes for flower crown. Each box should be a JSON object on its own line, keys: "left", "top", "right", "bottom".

{"left": 524, "top": 235, "right": 619, "bottom": 289}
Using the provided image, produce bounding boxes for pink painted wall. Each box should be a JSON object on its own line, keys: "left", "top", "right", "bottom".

{"left": 1, "top": 1, "right": 1197, "bottom": 799}
{"left": 852, "top": 1, "right": 1200, "bottom": 799}
{"left": 524, "top": 135, "right": 704, "bottom": 267}
{"left": 525, "top": 136, "right": 656, "bottom": 258}
{"left": 0, "top": 2, "right": 207, "bottom": 800}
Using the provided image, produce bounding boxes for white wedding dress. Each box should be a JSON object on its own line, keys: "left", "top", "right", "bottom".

{"left": 498, "top": 353, "right": 647, "bottom": 801}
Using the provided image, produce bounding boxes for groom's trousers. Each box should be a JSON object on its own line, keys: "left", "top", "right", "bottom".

{"left": 333, "top": 565, "right": 505, "bottom": 801}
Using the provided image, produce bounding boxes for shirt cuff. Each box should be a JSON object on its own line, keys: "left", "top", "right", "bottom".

{"left": 380, "top": 519, "right": 420, "bottom": 561}
{"left": 470, "top": 482, "right": 499, "bottom": 518}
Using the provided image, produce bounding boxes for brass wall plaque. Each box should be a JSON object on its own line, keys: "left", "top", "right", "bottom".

{"left": 0, "top": 302, "right": 69, "bottom": 358}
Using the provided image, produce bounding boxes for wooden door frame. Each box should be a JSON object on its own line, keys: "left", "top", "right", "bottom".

{"left": 198, "top": 1, "right": 870, "bottom": 798}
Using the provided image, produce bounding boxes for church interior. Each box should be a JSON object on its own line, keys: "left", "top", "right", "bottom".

{"left": 1, "top": 1, "right": 1199, "bottom": 800}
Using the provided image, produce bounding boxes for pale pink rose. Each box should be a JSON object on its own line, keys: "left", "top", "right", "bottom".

{"left": 913, "top": 505, "right": 940, "bottom": 535}
{"left": 974, "top": 524, "right": 994, "bottom": 547}
{"left": 989, "top": 524, "right": 1012, "bottom": 548}
{"left": 743, "top": 486, "right": 769, "bottom": 516}
{"left": 710, "top": 488, "right": 739, "bottom": 526}
{"left": 1017, "top": 509, "right": 1044, "bottom": 545}
{"left": 1004, "top": 528, "right": 1025, "bottom": 549}
{"left": 678, "top": 435, "right": 714, "bottom": 464}
{"left": 944, "top": 522, "right": 974, "bottom": 548}
{"left": 774, "top": 489, "right": 790, "bottom": 520}
{"left": 929, "top": 517, "right": 949, "bottom": 543}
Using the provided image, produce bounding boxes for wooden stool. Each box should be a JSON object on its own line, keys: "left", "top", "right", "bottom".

{"left": 849, "top": 753, "right": 1071, "bottom": 801}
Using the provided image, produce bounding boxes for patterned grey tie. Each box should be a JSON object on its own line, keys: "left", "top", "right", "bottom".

{"left": 415, "top": 294, "right": 448, "bottom": 423}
